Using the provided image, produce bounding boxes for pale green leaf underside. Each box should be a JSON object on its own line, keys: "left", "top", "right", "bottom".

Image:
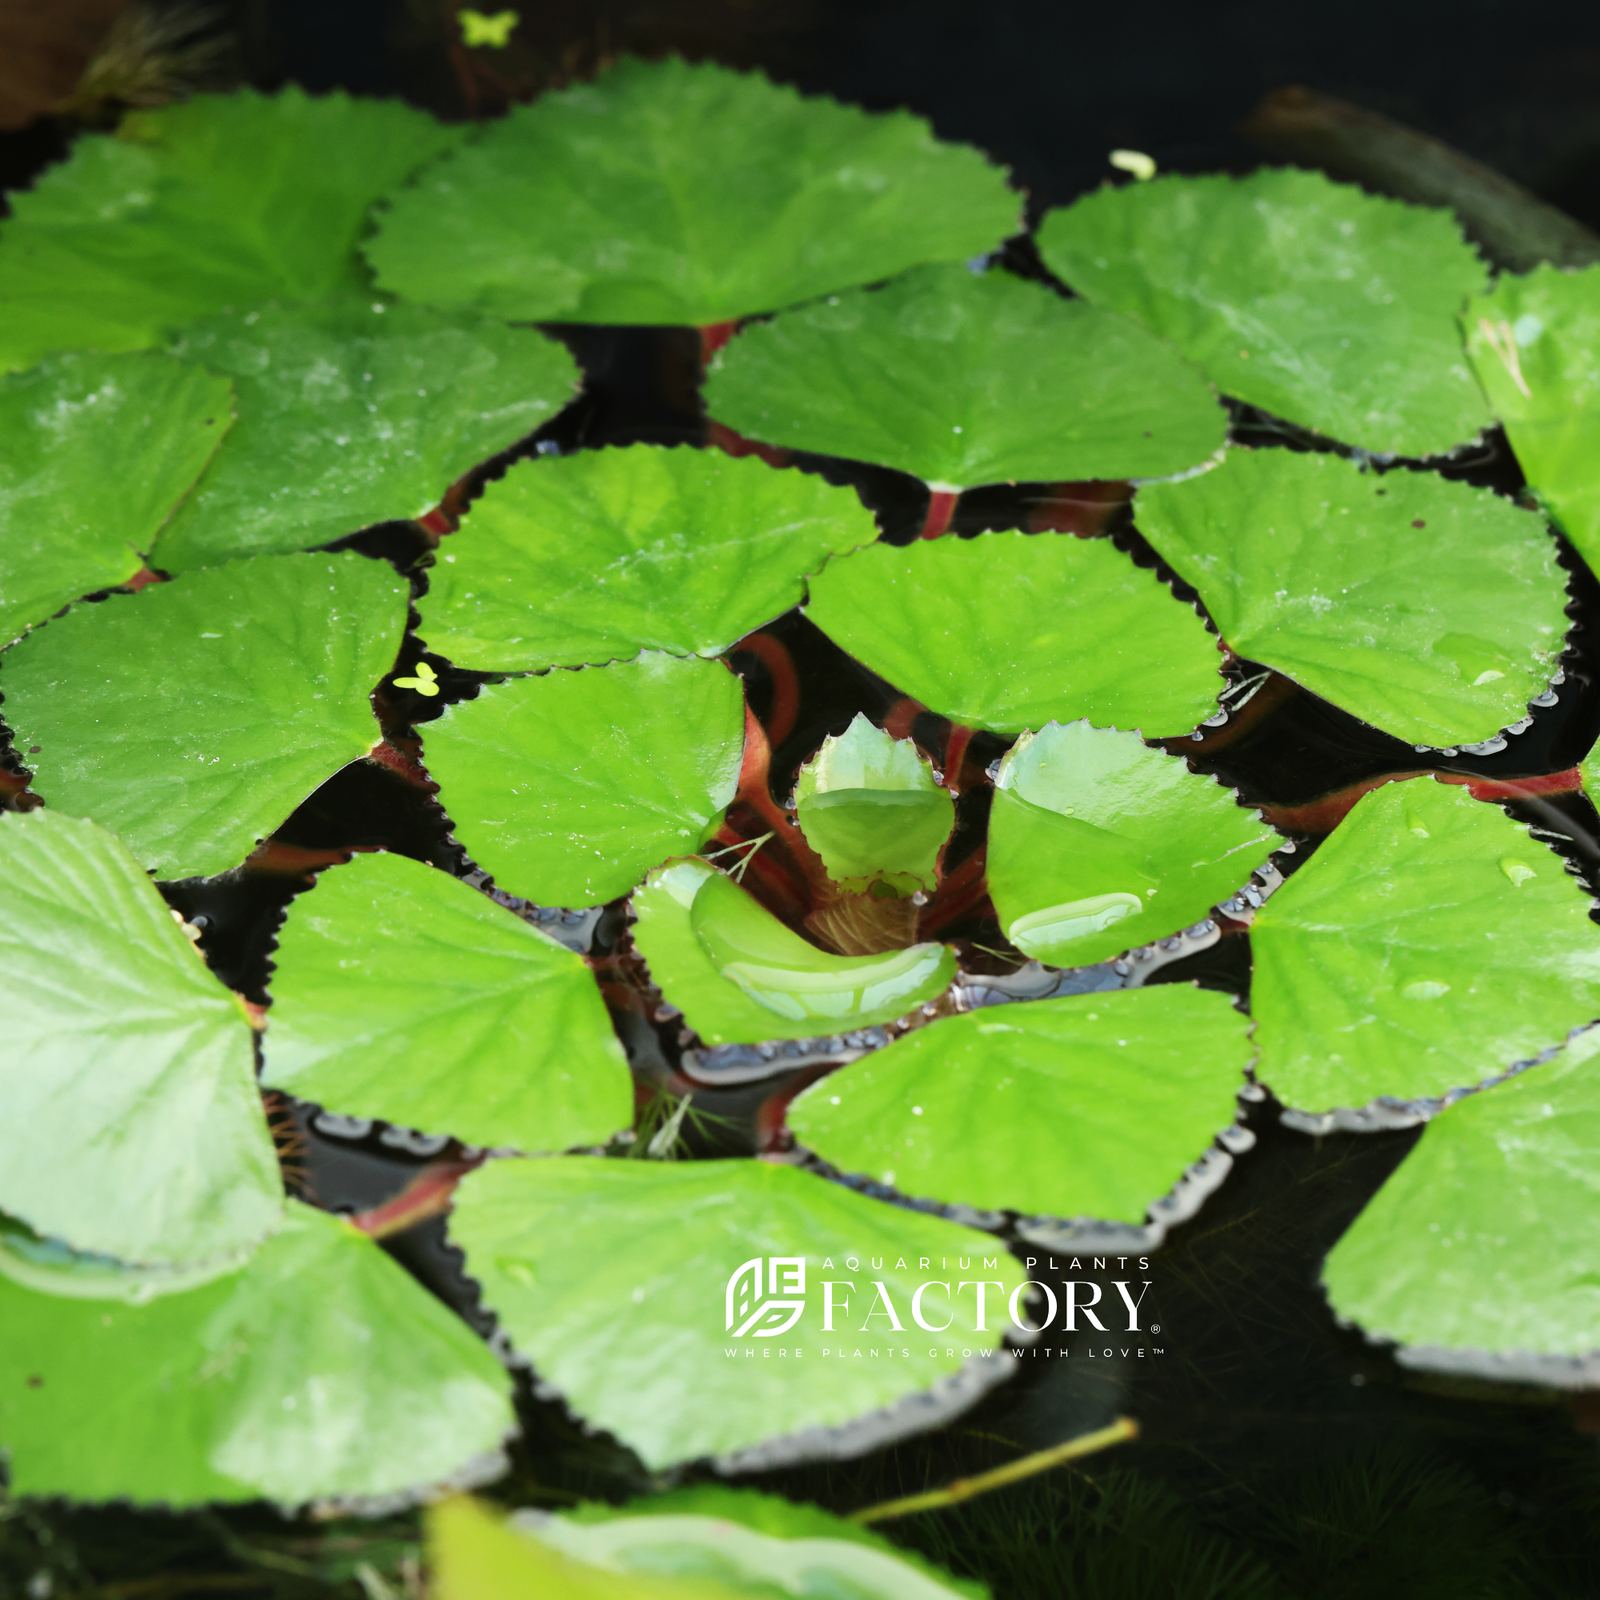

{"left": 705, "top": 261, "right": 1225, "bottom": 488}
{"left": 0, "top": 1201, "right": 513, "bottom": 1506}
{"left": 1252, "top": 780, "right": 1600, "bottom": 1111}
{"left": 804, "top": 532, "right": 1223, "bottom": 738}
{"left": 0, "top": 88, "right": 462, "bottom": 373}
{"left": 263, "top": 850, "right": 631, "bottom": 1151}
{"left": 1036, "top": 167, "right": 1491, "bottom": 457}
{"left": 450, "top": 1156, "right": 1026, "bottom": 1469}
{"left": 1, "top": 551, "right": 409, "bottom": 878}
{"left": 424, "top": 653, "right": 744, "bottom": 906}
{"left": 1134, "top": 449, "right": 1566, "bottom": 747}
{"left": 154, "top": 300, "right": 579, "bottom": 570}
{"left": 419, "top": 444, "right": 875, "bottom": 671}
{"left": 365, "top": 56, "right": 1019, "bottom": 327}
{"left": 0, "top": 809, "right": 281, "bottom": 1266}
{"left": 789, "top": 985, "right": 1249, "bottom": 1222}
{"left": 0, "top": 351, "right": 232, "bottom": 646}
{"left": 986, "top": 721, "right": 1275, "bottom": 967}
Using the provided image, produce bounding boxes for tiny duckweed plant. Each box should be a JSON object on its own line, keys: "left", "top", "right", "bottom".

{"left": 5, "top": 51, "right": 1600, "bottom": 1586}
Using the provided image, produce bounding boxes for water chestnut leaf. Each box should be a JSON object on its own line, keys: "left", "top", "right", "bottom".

{"left": 1, "top": 551, "right": 409, "bottom": 878}
{"left": 804, "top": 532, "right": 1223, "bottom": 738}
{"left": 986, "top": 721, "right": 1275, "bottom": 967}
{"left": 450, "top": 1155, "right": 1027, "bottom": 1470}
{"left": 419, "top": 445, "right": 875, "bottom": 671}
{"left": 789, "top": 985, "right": 1249, "bottom": 1223}
{"left": 704, "top": 262, "right": 1225, "bottom": 489}
{"left": 1252, "top": 780, "right": 1600, "bottom": 1112}
{"left": 154, "top": 301, "right": 579, "bottom": 570}
{"left": 1037, "top": 168, "right": 1492, "bottom": 457}
{"left": 0, "top": 88, "right": 463, "bottom": 372}
{"left": 423, "top": 653, "right": 743, "bottom": 906}
{"left": 1134, "top": 449, "right": 1566, "bottom": 747}
{"left": 0, "top": 809, "right": 280, "bottom": 1266}
{"left": 0, "top": 1200, "right": 514, "bottom": 1506}
{"left": 365, "top": 57, "right": 1019, "bottom": 327}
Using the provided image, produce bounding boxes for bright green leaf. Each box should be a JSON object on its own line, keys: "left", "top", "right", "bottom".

{"left": 450, "top": 1155, "right": 1027, "bottom": 1470}
{"left": 423, "top": 653, "right": 743, "bottom": 906}
{"left": 1036, "top": 168, "right": 1491, "bottom": 457}
{"left": 262, "top": 850, "right": 631, "bottom": 1151}
{"left": 1134, "top": 448, "right": 1566, "bottom": 747}
{"left": 152, "top": 300, "right": 579, "bottom": 570}
{"left": 1252, "top": 780, "right": 1600, "bottom": 1112}
{"left": 986, "top": 721, "right": 1275, "bottom": 967}
{"left": 365, "top": 57, "right": 1019, "bottom": 327}
{"left": 418, "top": 445, "right": 874, "bottom": 671}
{"left": 704, "top": 261, "right": 1225, "bottom": 488}
{"left": 1, "top": 551, "right": 408, "bottom": 878}
{"left": 804, "top": 532, "right": 1223, "bottom": 738}
{"left": 0, "top": 1200, "right": 513, "bottom": 1507}
{"left": 0, "top": 809, "right": 280, "bottom": 1266}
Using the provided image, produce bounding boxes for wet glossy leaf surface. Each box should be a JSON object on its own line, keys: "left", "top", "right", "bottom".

{"left": 450, "top": 1156, "right": 1026, "bottom": 1470}
{"left": 423, "top": 653, "right": 743, "bottom": 906}
{"left": 1037, "top": 168, "right": 1492, "bottom": 456}
{"left": 1252, "top": 780, "right": 1600, "bottom": 1112}
{"left": 262, "top": 851, "right": 631, "bottom": 1151}
{"left": 0, "top": 809, "right": 280, "bottom": 1265}
{"left": 419, "top": 446, "right": 873, "bottom": 671}
{"left": 1134, "top": 449, "right": 1566, "bottom": 747}
{"left": 1, "top": 551, "right": 408, "bottom": 878}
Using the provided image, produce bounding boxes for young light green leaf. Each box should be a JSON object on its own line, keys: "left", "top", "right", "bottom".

{"left": 1252, "top": 780, "right": 1600, "bottom": 1112}
{"left": 1464, "top": 264, "right": 1600, "bottom": 575}
{"left": 1134, "top": 449, "right": 1566, "bottom": 747}
{"left": 0, "top": 350, "right": 231, "bottom": 646}
{"left": 365, "top": 56, "right": 1018, "bottom": 327}
{"left": 423, "top": 653, "right": 743, "bottom": 906}
{"left": 0, "top": 88, "right": 462, "bottom": 372}
{"left": 804, "top": 532, "right": 1223, "bottom": 738}
{"left": 789, "top": 986, "right": 1249, "bottom": 1222}
{"left": 1, "top": 551, "right": 408, "bottom": 878}
{"left": 794, "top": 714, "right": 954, "bottom": 895}
{"left": 1036, "top": 168, "right": 1492, "bottom": 457}
{"left": 704, "top": 262, "right": 1225, "bottom": 488}
{"left": 418, "top": 445, "right": 875, "bottom": 672}
{"left": 0, "top": 1200, "right": 513, "bottom": 1507}
{"left": 262, "top": 851, "right": 631, "bottom": 1151}
{"left": 986, "top": 721, "right": 1275, "bottom": 967}
{"left": 152, "top": 301, "right": 578, "bottom": 570}
{"left": 450, "top": 1155, "right": 1027, "bottom": 1470}
{"left": 0, "top": 809, "right": 280, "bottom": 1267}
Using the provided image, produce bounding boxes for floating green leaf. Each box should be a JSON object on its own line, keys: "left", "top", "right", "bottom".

{"left": 1464, "top": 264, "right": 1600, "bottom": 575}
{"left": 0, "top": 88, "right": 462, "bottom": 373}
{"left": 424, "top": 653, "right": 743, "bottom": 906}
{"left": 985, "top": 721, "right": 1275, "bottom": 968}
{"left": 419, "top": 445, "right": 874, "bottom": 671}
{"left": 152, "top": 301, "right": 579, "bottom": 570}
{"left": 794, "top": 714, "right": 954, "bottom": 895}
{"left": 804, "top": 532, "right": 1222, "bottom": 738}
{"left": 704, "top": 262, "right": 1224, "bottom": 488}
{"left": 1134, "top": 449, "right": 1565, "bottom": 747}
{"left": 1036, "top": 168, "right": 1491, "bottom": 457}
{"left": 450, "top": 1155, "right": 1026, "bottom": 1470}
{"left": 1, "top": 551, "right": 408, "bottom": 878}
{"left": 365, "top": 57, "right": 1018, "bottom": 327}
{"left": 0, "top": 1200, "right": 513, "bottom": 1506}
{"left": 0, "top": 809, "right": 280, "bottom": 1266}
{"left": 0, "top": 351, "right": 231, "bottom": 646}
{"left": 631, "top": 859, "right": 956, "bottom": 1044}
{"left": 1251, "top": 780, "right": 1600, "bottom": 1112}
{"left": 262, "top": 852, "right": 631, "bottom": 1150}
{"left": 789, "top": 986, "right": 1248, "bottom": 1222}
